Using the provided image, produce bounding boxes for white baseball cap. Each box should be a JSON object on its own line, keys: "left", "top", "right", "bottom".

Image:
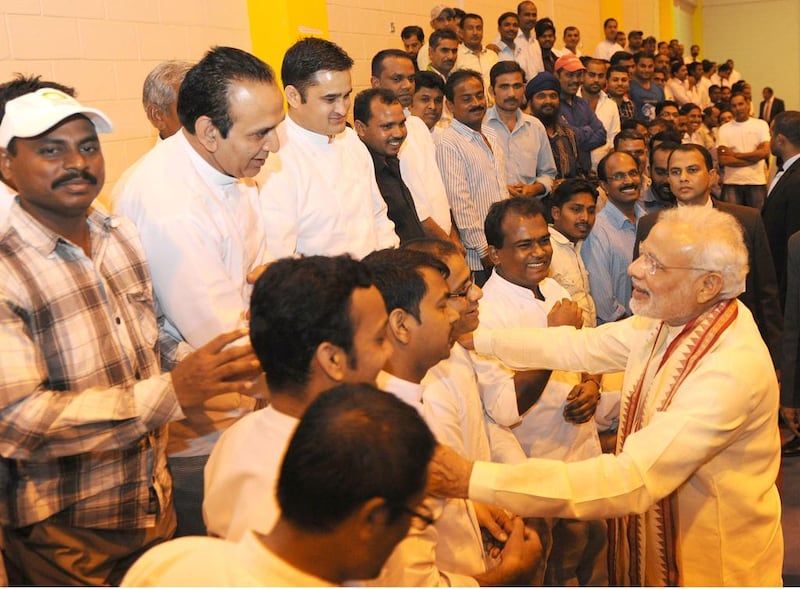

{"left": 0, "top": 88, "right": 113, "bottom": 148}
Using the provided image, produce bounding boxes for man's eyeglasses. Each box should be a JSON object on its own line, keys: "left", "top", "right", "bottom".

{"left": 400, "top": 503, "right": 437, "bottom": 530}
{"left": 639, "top": 252, "right": 714, "bottom": 276}
{"left": 449, "top": 280, "right": 475, "bottom": 299}
{"left": 608, "top": 169, "right": 641, "bottom": 182}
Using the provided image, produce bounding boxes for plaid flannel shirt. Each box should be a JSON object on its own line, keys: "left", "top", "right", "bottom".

{"left": 0, "top": 203, "right": 185, "bottom": 529}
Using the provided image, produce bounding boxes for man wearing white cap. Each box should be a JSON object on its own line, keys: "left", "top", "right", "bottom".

{"left": 0, "top": 88, "right": 262, "bottom": 585}
{"left": 0, "top": 75, "right": 77, "bottom": 221}
{"left": 417, "top": 5, "right": 458, "bottom": 72}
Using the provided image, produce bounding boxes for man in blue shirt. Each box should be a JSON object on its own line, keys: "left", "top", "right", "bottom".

{"left": 581, "top": 151, "right": 644, "bottom": 324}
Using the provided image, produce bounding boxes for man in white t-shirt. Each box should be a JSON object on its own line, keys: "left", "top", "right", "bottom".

{"left": 593, "top": 18, "right": 624, "bottom": 60}
{"left": 716, "top": 91, "right": 770, "bottom": 209}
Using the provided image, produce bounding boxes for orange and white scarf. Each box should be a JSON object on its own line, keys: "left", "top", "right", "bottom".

{"left": 608, "top": 299, "right": 738, "bottom": 586}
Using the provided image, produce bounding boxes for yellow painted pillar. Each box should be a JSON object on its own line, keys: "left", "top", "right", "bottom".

{"left": 692, "top": 0, "right": 704, "bottom": 52}
{"left": 247, "top": 0, "right": 329, "bottom": 83}
{"left": 659, "top": 0, "right": 674, "bottom": 42}
{"left": 600, "top": 0, "right": 624, "bottom": 24}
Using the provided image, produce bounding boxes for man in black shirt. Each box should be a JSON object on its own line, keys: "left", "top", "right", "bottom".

{"left": 354, "top": 88, "right": 427, "bottom": 243}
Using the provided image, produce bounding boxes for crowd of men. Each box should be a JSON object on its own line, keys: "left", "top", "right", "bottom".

{"left": 0, "top": 0, "right": 797, "bottom": 586}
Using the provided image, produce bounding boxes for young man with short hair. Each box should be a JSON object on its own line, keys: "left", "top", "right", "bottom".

{"left": 485, "top": 60, "right": 556, "bottom": 199}
{"left": 203, "top": 256, "right": 392, "bottom": 541}
{"left": 605, "top": 65, "right": 635, "bottom": 122}
{"left": 629, "top": 52, "right": 664, "bottom": 123}
{"left": 579, "top": 57, "right": 620, "bottom": 168}
{"left": 548, "top": 179, "right": 599, "bottom": 327}
{"left": 261, "top": 37, "right": 398, "bottom": 260}
{"left": 125, "top": 383, "right": 435, "bottom": 586}
{"left": 364, "top": 248, "right": 541, "bottom": 586}
{"left": 716, "top": 92, "right": 770, "bottom": 209}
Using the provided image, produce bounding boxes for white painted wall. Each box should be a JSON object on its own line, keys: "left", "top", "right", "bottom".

{"left": 703, "top": 0, "right": 799, "bottom": 112}
{"left": 0, "top": 0, "right": 252, "bottom": 201}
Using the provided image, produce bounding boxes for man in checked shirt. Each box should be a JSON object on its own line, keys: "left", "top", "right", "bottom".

{"left": 0, "top": 89, "right": 262, "bottom": 585}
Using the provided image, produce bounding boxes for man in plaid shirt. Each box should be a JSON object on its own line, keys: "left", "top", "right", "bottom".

{"left": 0, "top": 89, "right": 262, "bottom": 585}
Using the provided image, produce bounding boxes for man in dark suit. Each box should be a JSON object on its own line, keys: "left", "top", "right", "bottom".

{"left": 762, "top": 111, "right": 800, "bottom": 308}
{"left": 759, "top": 87, "right": 785, "bottom": 123}
{"left": 781, "top": 231, "right": 800, "bottom": 455}
{"left": 635, "top": 144, "right": 783, "bottom": 368}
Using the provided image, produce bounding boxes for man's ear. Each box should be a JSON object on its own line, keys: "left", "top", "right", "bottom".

{"left": 0, "top": 148, "right": 13, "bottom": 187}
{"left": 193, "top": 115, "right": 219, "bottom": 152}
{"left": 696, "top": 271, "right": 724, "bottom": 304}
{"left": 370, "top": 76, "right": 380, "bottom": 89}
{"left": 487, "top": 245, "right": 501, "bottom": 267}
{"left": 352, "top": 497, "right": 391, "bottom": 541}
{"left": 387, "top": 307, "right": 411, "bottom": 345}
{"left": 285, "top": 85, "right": 303, "bottom": 109}
{"left": 145, "top": 104, "right": 167, "bottom": 134}
{"left": 708, "top": 166, "right": 719, "bottom": 187}
{"left": 354, "top": 119, "right": 367, "bottom": 138}
{"left": 315, "top": 341, "right": 348, "bottom": 382}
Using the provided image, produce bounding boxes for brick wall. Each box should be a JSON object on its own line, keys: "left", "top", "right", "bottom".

{"left": 0, "top": 0, "right": 252, "bottom": 202}
{"left": 0, "top": 0, "right": 670, "bottom": 203}
{"left": 325, "top": 0, "right": 628, "bottom": 94}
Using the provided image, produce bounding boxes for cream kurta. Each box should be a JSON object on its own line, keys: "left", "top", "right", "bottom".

{"left": 470, "top": 302, "right": 783, "bottom": 586}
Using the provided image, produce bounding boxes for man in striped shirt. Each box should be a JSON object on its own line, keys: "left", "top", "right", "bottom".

{"left": 436, "top": 69, "right": 509, "bottom": 286}
{"left": 0, "top": 89, "right": 261, "bottom": 585}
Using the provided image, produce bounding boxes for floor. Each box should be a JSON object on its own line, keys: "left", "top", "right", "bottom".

{"left": 783, "top": 428, "right": 800, "bottom": 585}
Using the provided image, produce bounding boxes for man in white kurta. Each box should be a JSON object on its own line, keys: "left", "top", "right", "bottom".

{"left": 480, "top": 197, "right": 606, "bottom": 586}
{"left": 405, "top": 239, "right": 528, "bottom": 467}
{"left": 112, "top": 48, "right": 285, "bottom": 535}
{"left": 365, "top": 251, "right": 485, "bottom": 586}
{"left": 365, "top": 248, "right": 541, "bottom": 586}
{"left": 202, "top": 256, "right": 391, "bottom": 541}
{"left": 261, "top": 117, "right": 398, "bottom": 258}
{"left": 431, "top": 206, "right": 783, "bottom": 586}
{"left": 127, "top": 384, "right": 435, "bottom": 588}
{"left": 203, "top": 405, "right": 297, "bottom": 540}
{"left": 260, "top": 38, "right": 398, "bottom": 259}
{"left": 402, "top": 113, "right": 455, "bottom": 236}
{"left": 121, "top": 531, "right": 333, "bottom": 587}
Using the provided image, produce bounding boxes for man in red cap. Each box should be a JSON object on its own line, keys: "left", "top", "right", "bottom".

{"left": 555, "top": 54, "right": 606, "bottom": 175}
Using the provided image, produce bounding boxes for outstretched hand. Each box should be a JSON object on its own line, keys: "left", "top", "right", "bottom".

{"left": 171, "top": 328, "right": 262, "bottom": 408}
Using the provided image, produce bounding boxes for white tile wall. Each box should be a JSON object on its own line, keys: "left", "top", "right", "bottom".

{"left": 0, "top": 0, "right": 252, "bottom": 204}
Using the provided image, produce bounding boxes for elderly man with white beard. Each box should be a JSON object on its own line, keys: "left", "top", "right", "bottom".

{"left": 428, "top": 204, "right": 783, "bottom": 587}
